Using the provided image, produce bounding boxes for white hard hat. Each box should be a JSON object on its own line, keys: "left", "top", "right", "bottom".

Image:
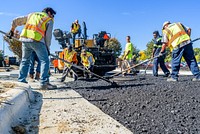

{"left": 162, "top": 21, "right": 170, "bottom": 29}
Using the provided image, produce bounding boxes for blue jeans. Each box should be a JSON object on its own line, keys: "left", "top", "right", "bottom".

{"left": 171, "top": 43, "right": 200, "bottom": 79}
{"left": 71, "top": 30, "right": 81, "bottom": 44}
{"left": 18, "top": 42, "right": 50, "bottom": 85}
{"left": 29, "top": 51, "right": 41, "bottom": 75}
{"left": 153, "top": 56, "right": 170, "bottom": 76}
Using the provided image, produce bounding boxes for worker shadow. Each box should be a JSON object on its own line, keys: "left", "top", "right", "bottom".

{"left": 72, "top": 82, "right": 154, "bottom": 90}
{"left": 77, "top": 77, "right": 99, "bottom": 82}
{"left": 88, "top": 98, "right": 109, "bottom": 102}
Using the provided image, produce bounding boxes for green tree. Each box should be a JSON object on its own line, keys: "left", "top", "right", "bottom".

{"left": 107, "top": 38, "right": 122, "bottom": 57}
{"left": 132, "top": 45, "right": 140, "bottom": 62}
{"left": 145, "top": 41, "right": 154, "bottom": 59}
{"left": 194, "top": 48, "right": 200, "bottom": 62}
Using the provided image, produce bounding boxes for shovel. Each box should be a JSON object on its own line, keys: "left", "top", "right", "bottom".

{"left": 143, "top": 59, "right": 153, "bottom": 75}
{"left": 50, "top": 54, "right": 118, "bottom": 87}
{"left": 107, "top": 54, "right": 164, "bottom": 78}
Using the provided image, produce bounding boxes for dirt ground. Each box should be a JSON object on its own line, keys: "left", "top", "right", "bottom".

{"left": 0, "top": 81, "right": 17, "bottom": 93}
{"left": 63, "top": 75, "right": 200, "bottom": 134}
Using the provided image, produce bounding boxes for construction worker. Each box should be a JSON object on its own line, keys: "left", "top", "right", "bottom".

{"left": 152, "top": 31, "right": 170, "bottom": 77}
{"left": 160, "top": 21, "right": 200, "bottom": 81}
{"left": 122, "top": 36, "right": 134, "bottom": 74}
{"left": 80, "top": 49, "right": 95, "bottom": 78}
{"left": 8, "top": 7, "right": 57, "bottom": 90}
{"left": 52, "top": 58, "right": 58, "bottom": 73}
{"left": 29, "top": 51, "right": 41, "bottom": 81}
{"left": 61, "top": 45, "right": 78, "bottom": 82}
{"left": 70, "top": 19, "right": 81, "bottom": 45}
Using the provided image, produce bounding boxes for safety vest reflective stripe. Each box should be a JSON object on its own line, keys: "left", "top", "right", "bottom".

{"left": 153, "top": 37, "right": 162, "bottom": 48}
{"left": 168, "top": 31, "right": 187, "bottom": 45}
{"left": 64, "top": 49, "right": 77, "bottom": 67}
{"left": 81, "top": 52, "right": 95, "bottom": 67}
{"left": 24, "top": 24, "right": 45, "bottom": 36}
{"left": 164, "top": 28, "right": 173, "bottom": 38}
{"left": 153, "top": 44, "right": 162, "bottom": 48}
{"left": 164, "top": 23, "right": 190, "bottom": 48}
{"left": 21, "top": 12, "right": 52, "bottom": 41}
{"left": 64, "top": 50, "right": 76, "bottom": 62}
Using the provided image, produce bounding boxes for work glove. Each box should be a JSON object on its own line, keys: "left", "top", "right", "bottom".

{"left": 7, "top": 30, "right": 14, "bottom": 39}
{"left": 158, "top": 51, "right": 165, "bottom": 58}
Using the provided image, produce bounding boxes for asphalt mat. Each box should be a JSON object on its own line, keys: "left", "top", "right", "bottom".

{"left": 63, "top": 74, "right": 200, "bottom": 134}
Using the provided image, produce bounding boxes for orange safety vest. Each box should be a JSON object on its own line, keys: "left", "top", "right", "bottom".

{"left": 53, "top": 59, "right": 58, "bottom": 68}
{"left": 20, "top": 12, "right": 52, "bottom": 41}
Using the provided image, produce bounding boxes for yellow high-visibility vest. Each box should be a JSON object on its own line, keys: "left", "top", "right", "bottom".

{"left": 64, "top": 49, "right": 77, "bottom": 67}
{"left": 20, "top": 12, "right": 52, "bottom": 41}
{"left": 71, "top": 23, "right": 80, "bottom": 33}
{"left": 80, "top": 52, "right": 95, "bottom": 67}
{"left": 125, "top": 42, "right": 133, "bottom": 60}
{"left": 163, "top": 22, "right": 190, "bottom": 50}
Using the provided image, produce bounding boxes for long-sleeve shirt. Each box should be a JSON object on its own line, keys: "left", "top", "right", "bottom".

{"left": 153, "top": 36, "right": 162, "bottom": 56}
{"left": 11, "top": 13, "right": 53, "bottom": 49}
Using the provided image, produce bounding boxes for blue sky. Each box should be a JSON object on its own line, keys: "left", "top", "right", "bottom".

{"left": 0, "top": 0, "right": 200, "bottom": 56}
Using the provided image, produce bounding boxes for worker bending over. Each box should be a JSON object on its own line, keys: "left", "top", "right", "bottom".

{"left": 61, "top": 45, "right": 78, "bottom": 82}
{"left": 161, "top": 21, "right": 200, "bottom": 81}
{"left": 80, "top": 49, "right": 95, "bottom": 78}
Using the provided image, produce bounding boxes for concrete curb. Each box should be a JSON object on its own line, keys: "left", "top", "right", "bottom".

{"left": 35, "top": 89, "right": 133, "bottom": 134}
{"left": 0, "top": 81, "right": 35, "bottom": 133}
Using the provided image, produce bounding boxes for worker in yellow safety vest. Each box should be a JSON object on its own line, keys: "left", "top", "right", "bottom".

{"left": 160, "top": 21, "right": 200, "bottom": 82}
{"left": 123, "top": 36, "right": 133, "bottom": 61}
{"left": 80, "top": 49, "right": 95, "bottom": 78}
{"left": 61, "top": 45, "right": 78, "bottom": 82}
{"left": 70, "top": 19, "right": 81, "bottom": 44}
{"left": 8, "top": 7, "right": 57, "bottom": 90}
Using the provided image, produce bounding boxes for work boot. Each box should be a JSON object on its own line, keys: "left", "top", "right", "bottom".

{"left": 73, "top": 73, "right": 78, "bottom": 81}
{"left": 167, "top": 77, "right": 178, "bottom": 82}
{"left": 29, "top": 74, "right": 34, "bottom": 79}
{"left": 39, "top": 83, "right": 57, "bottom": 90}
{"left": 122, "top": 72, "right": 127, "bottom": 77}
{"left": 192, "top": 77, "right": 200, "bottom": 81}
{"left": 29, "top": 74, "right": 35, "bottom": 82}
{"left": 35, "top": 72, "right": 40, "bottom": 81}
{"left": 164, "top": 72, "right": 170, "bottom": 77}
{"left": 61, "top": 77, "right": 65, "bottom": 82}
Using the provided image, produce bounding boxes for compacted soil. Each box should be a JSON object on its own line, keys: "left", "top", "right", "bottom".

{"left": 63, "top": 75, "right": 200, "bottom": 134}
